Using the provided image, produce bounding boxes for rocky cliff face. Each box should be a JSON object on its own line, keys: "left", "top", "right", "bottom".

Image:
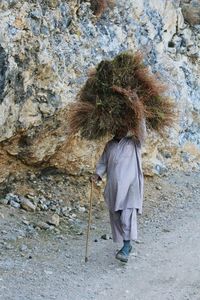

{"left": 0, "top": 0, "right": 199, "bottom": 199}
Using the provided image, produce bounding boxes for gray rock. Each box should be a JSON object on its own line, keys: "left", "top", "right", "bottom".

{"left": 78, "top": 206, "right": 86, "bottom": 213}
{"left": 36, "top": 221, "right": 51, "bottom": 230}
{"left": 50, "top": 205, "right": 57, "bottom": 211}
{"left": 0, "top": 198, "right": 9, "bottom": 205}
{"left": 19, "top": 244, "right": 28, "bottom": 252}
{"left": 10, "top": 200, "right": 20, "bottom": 208}
{"left": 20, "top": 197, "right": 36, "bottom": 212}
{"left": 101, "top": 234, "right": 110, "bottom": 240}
{"left": 156, "top": 186, "right": 162, "bottom": 190}
{"left": 39, "top": 203, "right": 48, "bottom": 211}
{"left": 61, "top": 206, "right": 72, "bottom": 216}
{"left": 135, "top": 240, "right": 144, "bottom": 244}
{"left": 6, "top": 193, "right": 20, "bottom": 203}
{"left": 22, "top": 220, "right": 30, "bottom": 225}
{"left": 47, "top": 214, "right": 60, "bottom": 227}
{"left": 162, "top": 228, "right": 171, "bottom": 233}
{"left": 44, "top": 270, "right": 53, "bottom": 275}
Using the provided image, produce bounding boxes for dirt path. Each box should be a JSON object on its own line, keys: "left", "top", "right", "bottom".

{"left": 0, "top": 171, "right": 200, "bottom": 300}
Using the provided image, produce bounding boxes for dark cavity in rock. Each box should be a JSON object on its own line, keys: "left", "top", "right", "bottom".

{"left": 0, "top": 45, "right": 8, "bottom": 104}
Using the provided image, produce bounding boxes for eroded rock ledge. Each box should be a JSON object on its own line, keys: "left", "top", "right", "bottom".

{"left": 0, "top": 0, "right": 199, "bottom": 200}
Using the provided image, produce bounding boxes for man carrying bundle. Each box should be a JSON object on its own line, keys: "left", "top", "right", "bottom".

{"left": 69, "top": 51, "right": 176, "bottom": 262}
{"left": 91, "top": 126, "right": 144, "bottom": 263}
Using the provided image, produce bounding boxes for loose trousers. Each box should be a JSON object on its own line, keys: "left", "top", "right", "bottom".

{"left": 109, "top": 208, "right": 137, "bottom": 243}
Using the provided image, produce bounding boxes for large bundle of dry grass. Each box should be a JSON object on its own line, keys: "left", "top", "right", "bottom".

{"left": 69, "top": 52, "right": 176, "bottom": 141}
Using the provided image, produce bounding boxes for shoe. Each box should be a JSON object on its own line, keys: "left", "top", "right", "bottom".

{"left": 115, "top": 245, "right": 132, "bottom": 263}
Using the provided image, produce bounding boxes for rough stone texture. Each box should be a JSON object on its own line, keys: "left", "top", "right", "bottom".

{"left": 0, "top": 0, "right": 199, "bottom": 200}
{"left": 20, "top": 196, "right": 36, "bottom": 212}
{"left": 47, "top": 214, "right": 60, "bottom": 227}
{"left": 181, "top": 0, "right": 200, "bottom": 26}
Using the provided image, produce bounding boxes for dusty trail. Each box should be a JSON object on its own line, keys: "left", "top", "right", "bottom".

{"left": 0, "top": 171, "right": 200, "bottom": 300}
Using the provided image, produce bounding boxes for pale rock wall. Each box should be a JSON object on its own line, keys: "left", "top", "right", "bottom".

{"left": 0, "top": 0, "right": 199, "bottom": 191}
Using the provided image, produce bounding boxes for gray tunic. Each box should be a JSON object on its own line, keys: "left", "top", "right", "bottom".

{"left": 96, "top": 137, "right": 144, "bottom": 214}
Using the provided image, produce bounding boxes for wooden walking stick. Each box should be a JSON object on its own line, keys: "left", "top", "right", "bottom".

{"left": 85, "top": 180, "right": 93, "bottom": 262}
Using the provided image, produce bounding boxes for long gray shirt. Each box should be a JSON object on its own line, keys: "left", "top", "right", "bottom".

{"left": 96, "top": 137, "right": 144, "bottom": 214}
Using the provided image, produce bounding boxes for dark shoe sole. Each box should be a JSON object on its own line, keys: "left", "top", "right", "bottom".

{"left": 115, "top": 245, "right": 132, "bottom": 263}
{"left": 115, "top": 253, "right": 128, "bottom": 263}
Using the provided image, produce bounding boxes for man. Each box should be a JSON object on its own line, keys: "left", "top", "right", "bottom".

{"left": 91, "top": 127, "right": 144, "bottom": 263}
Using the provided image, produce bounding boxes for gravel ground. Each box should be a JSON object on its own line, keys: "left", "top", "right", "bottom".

{"left": 0, "top": 170, "right": 200, "bottom": 300}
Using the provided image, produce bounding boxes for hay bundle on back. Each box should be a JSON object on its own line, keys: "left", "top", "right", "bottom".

{"left": 69, "top": 52, "right": 176, "bottom": 141}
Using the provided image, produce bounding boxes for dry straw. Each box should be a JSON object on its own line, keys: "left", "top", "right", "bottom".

{"left": 69, "top": 51, "right": 176, "bottom": 141}
{"left": 90, "top": 0, "right": 115, "bottom": 17}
